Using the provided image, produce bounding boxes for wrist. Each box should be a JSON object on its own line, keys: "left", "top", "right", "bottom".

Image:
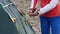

{"left": 29, "top": 8, "right": 36, "bottom": 13}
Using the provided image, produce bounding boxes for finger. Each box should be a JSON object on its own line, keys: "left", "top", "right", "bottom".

{"left": 28, "top": 13, "right": 33, "bottom": 16}
{"left": 32, "top": 11, "right": 39, "bottom": 16}
{"left": 29, "top": 10, "right": 32, "bottom": 13}
{"left": 33, "top": 11, "right": 37, "bottom": 15}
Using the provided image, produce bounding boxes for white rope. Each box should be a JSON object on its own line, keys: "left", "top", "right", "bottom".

{"left": 3, "top": 3, "right": 13, "bottom": 8}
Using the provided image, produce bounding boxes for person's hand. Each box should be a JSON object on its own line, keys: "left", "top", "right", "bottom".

{"left": 28, "top": 8, "right": 36, "bottom": 16}
{"left": 28, "top": 9, "right": 39, "bottom": 16}
{"left": 28, "top": 10, "right": 33, "bottom": 16}
{"left": 31, "top": 10, "right": 39, "bottom": 16}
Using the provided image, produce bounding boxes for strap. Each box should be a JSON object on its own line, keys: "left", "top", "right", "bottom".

{"left": 8, "top": 13, "right": 16, "bottom": 23}
{"left": 3, "top": 3, "right": 13, "bottom": 8}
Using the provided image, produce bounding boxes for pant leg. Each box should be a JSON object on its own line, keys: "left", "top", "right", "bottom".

{"left": 50, "top": 16, "right": 60, "bottom": 34}
{"left": 40, "top": 16, "right": 50, "bottom": 34}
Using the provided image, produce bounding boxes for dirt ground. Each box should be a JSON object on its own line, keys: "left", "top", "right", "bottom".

{"left": 11, "top": 0, "right": 41, "bottom": 34}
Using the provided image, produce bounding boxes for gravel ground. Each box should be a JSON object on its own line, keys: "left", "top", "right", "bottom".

{"left": 11, "top": 0, "right": 41, "bottom": 34}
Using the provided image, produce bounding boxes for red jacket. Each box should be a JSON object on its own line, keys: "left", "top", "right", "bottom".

{"left": 30, "top": 0, "right": 60, "bottom": 17}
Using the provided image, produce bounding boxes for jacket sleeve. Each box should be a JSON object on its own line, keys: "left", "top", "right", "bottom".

{"left": 39, "top": 0, "right": 58, "bottom": 15}
{"left": 30, "top": 0, "right": 38, "bottom": 9}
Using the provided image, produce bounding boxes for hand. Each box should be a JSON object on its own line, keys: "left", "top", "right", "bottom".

{"left": 28, "top": 8, "right": 36, "bottom": 16}
{"left": 31, "top": 10, "right": 39, "bottom": 16}
{"left": 28, "top": 10, "right": 39, "bottom": 16}
{"left": 28, "top": 9, "right": 33, "bottom": 16}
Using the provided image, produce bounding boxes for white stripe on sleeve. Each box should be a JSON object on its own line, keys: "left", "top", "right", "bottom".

{"left": 39, "top": 0, "right": 58, "bottom": 15}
